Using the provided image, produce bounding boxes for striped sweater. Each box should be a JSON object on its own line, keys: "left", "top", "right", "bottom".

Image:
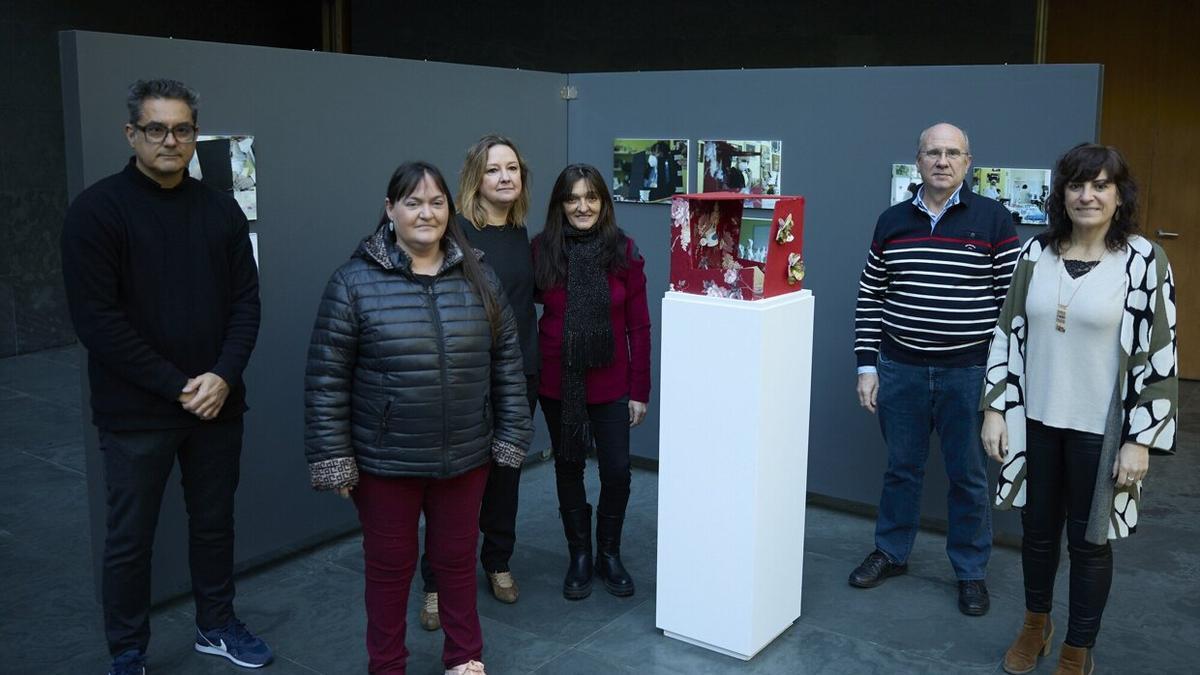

{"left": 854, "top": 187, "right": 1020, "bottom": 368}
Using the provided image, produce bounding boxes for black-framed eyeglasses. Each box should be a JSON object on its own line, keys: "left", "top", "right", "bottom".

{"left": 134, "top": 122, "right": 197, "bottom": 144}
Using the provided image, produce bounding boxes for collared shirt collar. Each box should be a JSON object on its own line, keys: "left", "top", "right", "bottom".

{"left": 913, "top": 183, "right": 964, "bottom": 230}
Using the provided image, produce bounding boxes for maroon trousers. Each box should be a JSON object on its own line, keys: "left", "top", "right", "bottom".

{"left": 353, "top": 464, "right": 490, "bottom": 674}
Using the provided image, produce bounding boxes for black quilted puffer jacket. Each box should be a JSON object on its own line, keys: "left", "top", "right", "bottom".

{"left": 304, "top": 222, "right": 532, "bottom": 489}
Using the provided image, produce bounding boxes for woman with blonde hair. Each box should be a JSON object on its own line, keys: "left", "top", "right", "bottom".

{"left": 418, "top": 135, "right": 540, "bottom": 630}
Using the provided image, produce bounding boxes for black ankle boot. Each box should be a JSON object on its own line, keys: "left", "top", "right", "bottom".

{"left": 560, "top": 505, "right": 593, "bottom": 600}
{"left": 595, "top": 512, "right": 635, "bottom": 597}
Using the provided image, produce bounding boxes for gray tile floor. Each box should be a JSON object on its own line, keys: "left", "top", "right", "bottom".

{"left": 1, "top": 346, "right": 1196, "bottom": 673}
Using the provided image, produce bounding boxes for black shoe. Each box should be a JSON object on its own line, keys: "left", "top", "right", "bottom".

{"left": 958, "top": 580, "right": 990, "bottom": 616}
{"left": 595, "top": 512, "right": 635, "bottom": 597}
{"left": 848, "top": 550, "right": 907, "bottom": 588}
{"left": 560, "top": 505, "right": 593, "bottom": 600}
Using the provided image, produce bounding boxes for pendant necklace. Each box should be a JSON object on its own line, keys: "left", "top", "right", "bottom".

{"left": 1055, "top": 251, "right": 1105, "bottom": 333}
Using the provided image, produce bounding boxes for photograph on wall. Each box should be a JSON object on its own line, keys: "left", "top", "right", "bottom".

{"left": 612, "top": 138, "right": 689, "bottom": 203}
{"left": 972, "top": 167, "right": 1051, "bottom": 225}
{"left": 697, "top": 139, "right": 782, "bottom": 209}
{"left": 890, "top": 163, "right": 920, "bottom": 205}
{"left": 188, "top": 135, "right": 257, "bottom": 220}
{"left": 249, "top": 232, "right": 259, "bottom": 268}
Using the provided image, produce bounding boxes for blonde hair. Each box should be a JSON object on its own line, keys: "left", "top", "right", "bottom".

{"left": 458, "top": 134, "right": 531, "bottom": 230}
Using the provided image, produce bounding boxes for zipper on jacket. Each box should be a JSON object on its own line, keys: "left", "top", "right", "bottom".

{"left": 375, "top": 399, "right": 393, "bottom": 445}
{"left": 426, "top": 284, "right": 451, "bottom": 476}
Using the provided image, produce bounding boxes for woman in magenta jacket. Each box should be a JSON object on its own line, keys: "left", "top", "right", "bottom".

{"left": 533, "top": 163, "right": 651, "bottom": 600}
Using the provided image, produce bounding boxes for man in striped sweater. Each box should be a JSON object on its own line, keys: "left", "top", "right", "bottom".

{"left": 849, "top": 123, "right": 1020, "bottom": 617}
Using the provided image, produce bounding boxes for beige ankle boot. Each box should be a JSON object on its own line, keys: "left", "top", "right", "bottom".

{"left": 1002, "top": 610, "right": 1053, "bottom": 674}
{"left": 419, "top": 592, "right": 440, "bottom": 631}
{"left": 1053, "top": 643, "right": 1094, "bottom": 675}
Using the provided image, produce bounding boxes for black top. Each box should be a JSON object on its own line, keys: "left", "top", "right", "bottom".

{"left": 1064, "top": 258, "right": 1102, "bottom": 279}
{"left": 459, "top": 214, "right": 539, "bottom": 375}
{"left": 61, "top": 159, "right": 261, "bottom": 430}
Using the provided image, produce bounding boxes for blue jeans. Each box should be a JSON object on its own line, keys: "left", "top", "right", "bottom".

{"left": 874, "top": 354, "right": 991, "bottom": 580}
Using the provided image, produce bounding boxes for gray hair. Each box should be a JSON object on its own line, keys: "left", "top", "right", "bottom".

{"left": 126, "top": 79, "right": 199, "bottom": 125}
{"left": 917, "top": 122, "right": 970, "bottom": 154}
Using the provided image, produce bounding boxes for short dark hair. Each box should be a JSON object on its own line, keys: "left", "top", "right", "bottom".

{"left": 126, "top": 79, "right": 199, "bottom": 125}
{"left": 534, "top": 163, "right": 628, "bottom": 290}
{"left": 1046, "top": 143, "right": 1139, "bottom": 254}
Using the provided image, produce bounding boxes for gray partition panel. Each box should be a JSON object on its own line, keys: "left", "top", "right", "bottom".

{"left": 60, "top": 31, "right": 568, "bottom": 601}
{"left": 566, "top": 64, "right": 1102, "bottom": 535}
{"left": 61, "top": 31, "right": 1100, "bottom": 592}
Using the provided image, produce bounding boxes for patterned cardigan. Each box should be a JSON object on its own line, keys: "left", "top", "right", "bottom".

{"left": 981, "top": 233, "right": 1178, "bottom": 545}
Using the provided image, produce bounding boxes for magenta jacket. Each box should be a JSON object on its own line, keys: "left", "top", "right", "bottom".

{"left": 534, "top": 236, "right": 652, "bottom": 404}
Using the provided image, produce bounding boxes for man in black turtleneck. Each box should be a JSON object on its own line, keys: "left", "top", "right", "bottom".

{"left": 61, "top": 79, "right": 271, "bottom": 675}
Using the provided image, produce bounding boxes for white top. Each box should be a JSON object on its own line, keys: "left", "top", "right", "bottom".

{"left": 1024, "top": 249, "right": 1125, "bottom": 434}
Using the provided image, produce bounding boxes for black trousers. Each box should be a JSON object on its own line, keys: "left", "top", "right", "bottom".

{"left": 1022, "top": 419, "right": 1113, "bottom": 648}
{"left": 540, "top": 396, "right": 632, "bottom": 518}
{"left": 99, "top": 418, "right": 243, "bottom": 656}
{"left": 422, "top": 375, "right": 538, "bottom": 592}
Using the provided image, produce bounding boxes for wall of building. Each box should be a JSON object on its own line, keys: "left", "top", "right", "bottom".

{"left": 63, "top": 30, "right": 1097, "bottom": 593}
{"left": 0, "top": 1, "right": 322, "bottom": 356}
{"left": 349, "top": 0, "right": 1039, "bottom": 72}
{"left": 3, "top": 2, "right": 1043, "bottom": 357}
{"left": 62, "top": 30, "right": 570, "bottom": 601}
{"left": 565, "top": 64, "right": 1101, "bottom": 525}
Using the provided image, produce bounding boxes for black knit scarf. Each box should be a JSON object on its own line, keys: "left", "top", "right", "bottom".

{"left": 559, "top": 227, "right": 614, "bottom": 462}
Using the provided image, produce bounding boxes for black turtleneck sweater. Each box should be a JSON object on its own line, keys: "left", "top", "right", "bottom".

{"left": 61, "top": 159, "right": 261, "bottom": 430}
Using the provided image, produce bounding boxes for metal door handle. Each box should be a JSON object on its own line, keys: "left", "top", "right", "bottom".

{"left": 1156, "top": 230, "right": 1180, "bottom": 239}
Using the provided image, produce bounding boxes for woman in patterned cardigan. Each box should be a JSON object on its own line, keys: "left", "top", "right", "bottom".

{"left": 980, "top": 144, "right": 1177, "bottom": 675}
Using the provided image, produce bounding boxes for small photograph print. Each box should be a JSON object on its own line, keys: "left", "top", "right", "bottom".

{"left": 612, "top": 138, "right": 689, "bottom": 203}
{"left": 697, "top": 139, "right": 782, "bottom": 209}
{"left": 189, "top": 135, "right": 257, "bottom": 220}
{"left": 737, "top": 217, "right": 772, "bottom": 263}
{"left": 890, "top": 163, "right": 920, "bottom": 205}
{"left": 972, "top": 167, "right": 1052, "bottom": 225}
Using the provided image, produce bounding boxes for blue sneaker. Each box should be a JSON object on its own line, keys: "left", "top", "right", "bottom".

{"left": 194, "top": 619, "right": 273, "bottom": 668}
{"left": 108, "top": 649, "right": 145, "bottom": 675}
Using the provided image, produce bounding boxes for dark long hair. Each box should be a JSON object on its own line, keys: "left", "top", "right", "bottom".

{"left": 534, "top": 163, "right": 628, "bottom": 290}
{"left": 378, "top": 161, "right": 502, "bottom": 336}
{"left": 1046, "top": 143, "right": 1140, "bottom": 254}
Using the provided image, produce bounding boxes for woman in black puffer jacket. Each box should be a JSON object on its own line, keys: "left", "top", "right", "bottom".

{"left": 304, "top": 161, "right": 531, "bottom": 675}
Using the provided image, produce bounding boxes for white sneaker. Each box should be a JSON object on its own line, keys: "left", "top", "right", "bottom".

{"left": 445, "top": 660, "right": 486, "bottom": 674}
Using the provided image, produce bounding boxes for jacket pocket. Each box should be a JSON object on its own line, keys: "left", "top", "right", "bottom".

{"left": 375, "top": 399, "right": 394, "bottom": 445}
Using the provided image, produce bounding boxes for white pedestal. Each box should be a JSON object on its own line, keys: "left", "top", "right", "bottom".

{"left": 655, "top": 290, "right": 815, "bottom": 660}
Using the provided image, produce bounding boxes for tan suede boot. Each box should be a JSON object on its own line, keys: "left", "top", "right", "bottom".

{"left": 1053, "top": 643, "right": 1094, "bottom": 675}
{"left": 419, "top": 592, "right": 440, "bottom": 631}
{"left": 1002, "top": 610, "right": 1053, "bottom": 674}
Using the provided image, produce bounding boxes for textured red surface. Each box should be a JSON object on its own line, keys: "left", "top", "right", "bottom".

{"left": 668, "top": 194, "right": 805, "bottom": 300}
